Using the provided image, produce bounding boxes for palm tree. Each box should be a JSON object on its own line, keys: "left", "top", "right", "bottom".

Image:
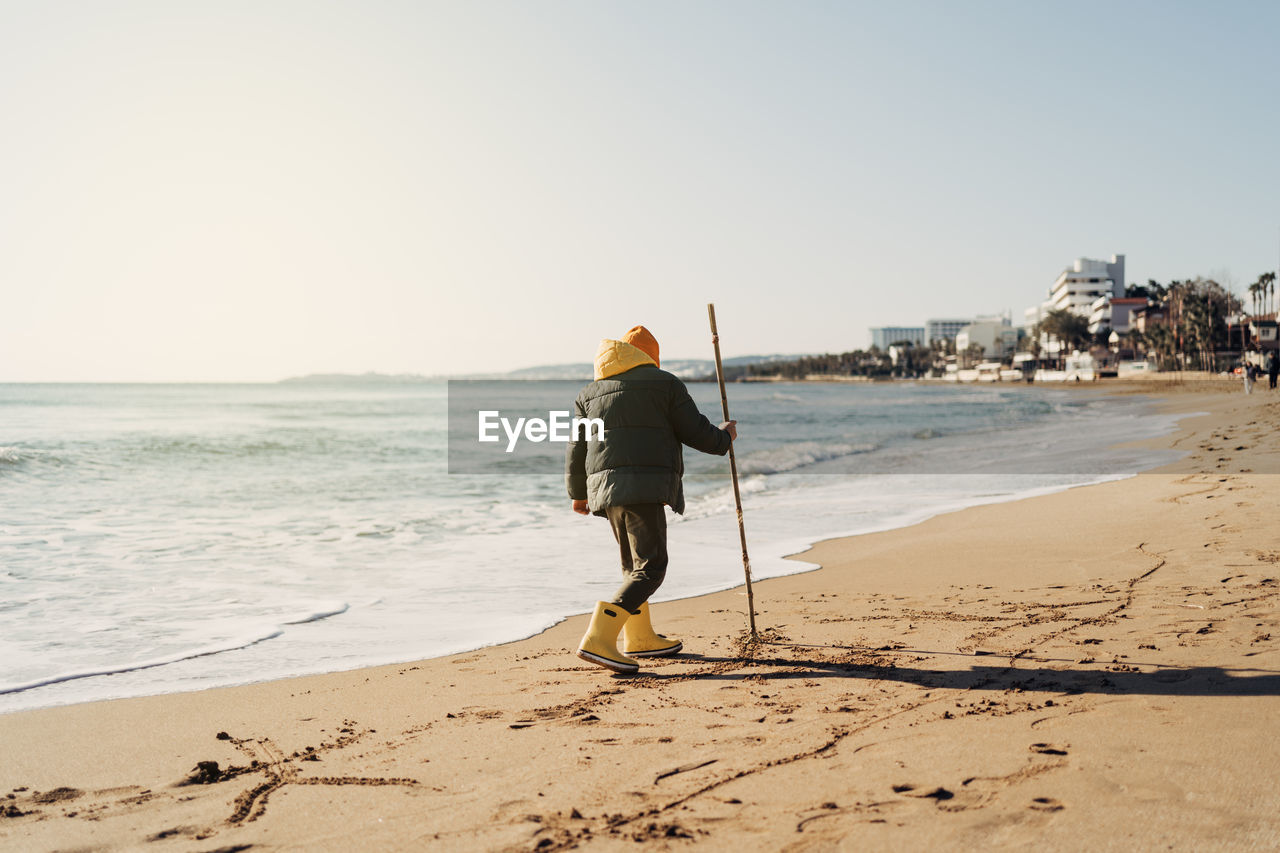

{"left": 1037, "top": 308, "right": 1092, "bottom": 356}
{"left": 1183, "top": 297, "right": 1217, "bottom": 371}
{"left": 1144, "top": 324, "right": 1177, "bottom": 371}
{"left": 1250, "top": 273, "right": 1276, "bottom": 317}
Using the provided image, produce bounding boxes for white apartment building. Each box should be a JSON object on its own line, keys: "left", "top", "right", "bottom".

{"left": 1048, "top": 255, "right": 1125, "bottom": 316}
{"left": 1026, "top": 253, "right": 1126, "bottom": 351}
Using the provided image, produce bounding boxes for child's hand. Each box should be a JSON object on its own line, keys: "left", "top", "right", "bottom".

{"left": 572, "top": 499, "right": 590, "bottom": 515}
{"left": 720, "top": 420, "right": 738, "bottom": 441}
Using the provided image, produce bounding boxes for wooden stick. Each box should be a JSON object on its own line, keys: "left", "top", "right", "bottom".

{"left": 707, "top": 303, "right": 758, "bottom": 638}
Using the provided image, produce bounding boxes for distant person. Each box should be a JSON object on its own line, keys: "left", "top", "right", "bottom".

{"left": 566, "top": 325, "right": 736, "bottom": 673}
{"left": 1269, "top": 352, "right": 1279, "bottom": 391}
{"left": 1242, "top": 358, "right": 1253, "bottom": 395}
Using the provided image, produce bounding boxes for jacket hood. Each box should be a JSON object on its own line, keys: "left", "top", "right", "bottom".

{"left": 594, "top": 339, "right": 658, "bottom": 380}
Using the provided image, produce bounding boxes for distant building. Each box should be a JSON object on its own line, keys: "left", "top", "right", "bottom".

{"left": 926, "top": 318, "right": 972, "bottom": 343}
{"left": 1036, "top": 254, "right": 1126, "bottom": 319}
{"left": 926, "top": 313, "right": 1011, "bottom": 346}
{"left": 1249, "top": 319, "right": 1278, "bottom": 353}
{"left": 1131, "top": 304, "right": 1166, "bottom": 334}
{"left": 974, "top": 311, "right": 1014, "bottom": 327}
{"left": 1089, "top": 296, "right": 1148, "bottom": 334}
{"left": 955, "top": 322, "right": 1019, "bottom": 359}
{"left": 1026, "top": 253, "right": 1126, "bottom": 353}
{"left": 869, "top": 326, "right": 925, "bottom": 349}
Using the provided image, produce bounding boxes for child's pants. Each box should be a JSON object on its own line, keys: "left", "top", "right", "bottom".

{"left": 605, "top": 504, "right": 668, "bottom": 612}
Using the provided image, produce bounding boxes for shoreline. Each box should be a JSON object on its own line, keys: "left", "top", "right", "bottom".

{"left": 2, "top": 383, "right": 1189, "bottom": 716}
{"left": 2, "top": 383, "right": 1277, "bottom": 850}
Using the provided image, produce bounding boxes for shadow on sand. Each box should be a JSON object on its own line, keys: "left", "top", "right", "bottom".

{"left": 628, "top": 646, "right": 1280, "bottom": 697}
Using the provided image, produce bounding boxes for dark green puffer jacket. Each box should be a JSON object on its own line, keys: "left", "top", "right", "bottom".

{"left": 566, "top": 363, "right": 730, "bottom": 515}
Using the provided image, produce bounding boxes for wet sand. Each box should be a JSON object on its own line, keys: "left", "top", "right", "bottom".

{"left": 2, "top": 381, "right": 1278, "bottom": 851}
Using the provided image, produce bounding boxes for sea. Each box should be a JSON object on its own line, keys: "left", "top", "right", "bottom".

{"left": 0, "top": 380, "right": 1185, "bottom": 714}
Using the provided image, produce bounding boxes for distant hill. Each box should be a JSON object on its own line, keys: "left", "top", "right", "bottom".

{"left": 279, "top": 354, "right": 809, "bottom": 384}
{"left": 504, "top": 354, "right": 808, "bottom": 380}
{"left": 278, "top": 371, "right": 435, "bottom": 384}
{"left": 502, "top": 363, "right": 593, "bottom": 380}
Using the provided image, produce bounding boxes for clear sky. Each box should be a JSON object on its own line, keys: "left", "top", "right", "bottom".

{"left": 3, "top": 0, "right": 1277, "bottom": 381}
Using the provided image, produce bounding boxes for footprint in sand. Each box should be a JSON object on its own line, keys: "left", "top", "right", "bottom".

{"left": 892, "top": 783, "right": 954, "bottom": 801}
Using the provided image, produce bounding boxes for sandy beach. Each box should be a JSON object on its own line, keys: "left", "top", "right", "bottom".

{"left": 2, "top": 381, "right": 1278, "bottom": 852}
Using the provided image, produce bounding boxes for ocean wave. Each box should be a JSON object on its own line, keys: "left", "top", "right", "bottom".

{"left": 736, "top": 441, "right": 877, "bottom": 476}
{"left": 0, "top": 445, "right": 63, "bottom": 468}
{"left": 141, "top": 437, "right": 295, "bottom": 457}
{"left": 0, "top": 629, "right": 285, "bottom": 696}
{"left": 283, "top": 603, "right": 350, "bottom": 625}
{"left": 0, "top": 602, "right": 352, "bottom": 696}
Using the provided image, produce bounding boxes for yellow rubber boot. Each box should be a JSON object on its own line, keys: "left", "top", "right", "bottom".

{"left": 576, "top": 602, "right": 640, "bottom": 673}
{"left": 622, "top": 601, "right": 683, "bottom": 657}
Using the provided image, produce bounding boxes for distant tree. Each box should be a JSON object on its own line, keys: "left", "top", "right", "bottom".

{"left": 961, "top": 342, "right": 985, "bottom": 368}
{"left": 933, "top": 337, "right": 956, "bottom": 357}
{"left": 1036, "top": 308, "right": 1091, "bottom": 355}
{"left": 888, "top": 341, "right": 932, "bottom": 378}
{"left": 1160, "top": 278, "right": 1238, "bottom": 370}
{"left": 1257, "top": 271, "right": 1277, "bottom": 316}
{"left": 1126, "top": 279, "right": 1167, "bottom": 303}
{"left": 1141, "top": 324, "right": 1178, "bottom": 371}
{"left": 1129, "top": 326, "right": 1145, "bottom": 357}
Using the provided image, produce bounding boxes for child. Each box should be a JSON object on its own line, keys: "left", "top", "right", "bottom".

{"left": 566, "top": 325, "right": 736, "bottom": 673}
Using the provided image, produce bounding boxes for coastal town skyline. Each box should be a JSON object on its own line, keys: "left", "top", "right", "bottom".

{"left": 3, "top": 2, "right": 1279, "bottom": 381}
